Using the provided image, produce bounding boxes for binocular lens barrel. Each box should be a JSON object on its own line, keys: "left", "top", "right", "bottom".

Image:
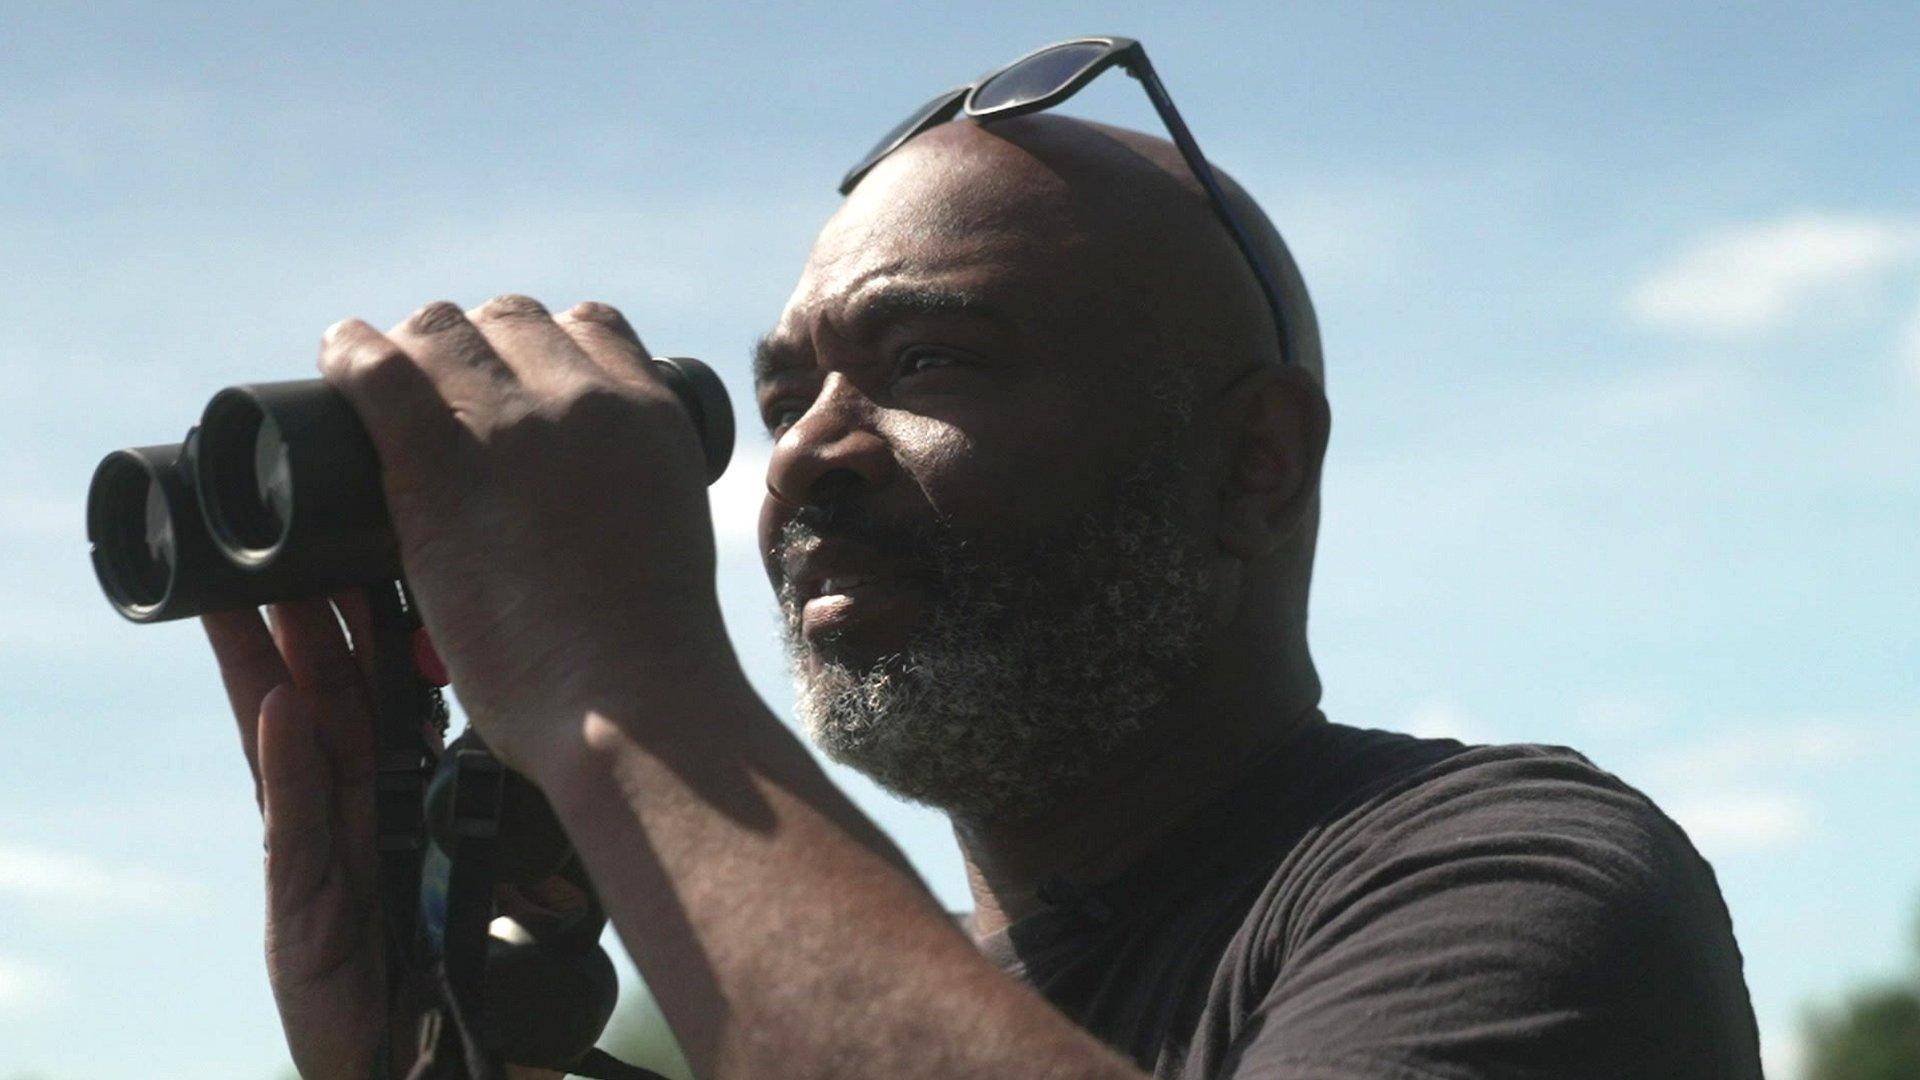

{"left": 90, "top": 448, "right": 177, "bottom": 608}
{"left": 650, "top": 356, "right": 734, "bottom": 484}
{"left": 200, "top": 401, "right": 294, "bottom": 558}
{"left": 87, "top": 438, "right": 283, "bottom": 622}
{"left": 196, "top": 381, "right": 394, "bottom": 586}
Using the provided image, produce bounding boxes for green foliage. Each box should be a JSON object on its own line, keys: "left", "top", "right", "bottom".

{"left": 1802, "top": 902, "right": 1920, "bottom": 1080}
{"left": 1804, "top": 987, "right": 1920, "bottom": 1080}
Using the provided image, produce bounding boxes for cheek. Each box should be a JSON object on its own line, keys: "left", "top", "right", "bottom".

{"left": 882, "top": 411, "right": 982, "bottom": 515}
{"left": 881, "top": 406, "right": 1113, "bottom": 535}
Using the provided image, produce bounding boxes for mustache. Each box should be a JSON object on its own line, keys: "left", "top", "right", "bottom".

{"left": 772, "top": 501, "right": 948, "bottom": 592}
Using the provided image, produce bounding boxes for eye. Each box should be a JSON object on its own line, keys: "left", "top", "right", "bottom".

{"left": 762, "top": 401, "right": 809, "bottom": 436}
{"left": 897, "top": 346, "right": 964, "bottom": 376}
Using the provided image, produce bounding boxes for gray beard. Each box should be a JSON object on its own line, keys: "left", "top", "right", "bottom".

{"left": 777, "top": 441, "right": 1214, "bottom": 824}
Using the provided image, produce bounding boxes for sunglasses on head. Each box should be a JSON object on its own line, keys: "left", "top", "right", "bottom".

{"left": 839, "top": 36, "right": 1295, "bottom": 368}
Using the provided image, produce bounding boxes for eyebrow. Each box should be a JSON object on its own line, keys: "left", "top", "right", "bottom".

{"left": 751, "top": 281, "right": 1006, "bottom": 388}
{"left": 752, "top": 333, "right": 802, "bottom": 388}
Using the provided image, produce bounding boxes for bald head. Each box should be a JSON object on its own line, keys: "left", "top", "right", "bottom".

{"left": 833, "top": 114, "right": 1322, "bottom": 390}
{"left": 799, "top": 113, "right": 1328, "bottom": 625}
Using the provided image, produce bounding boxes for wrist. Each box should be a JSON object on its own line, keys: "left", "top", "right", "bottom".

{"left": 519, "top": 640, "right": 762, "bottom": 810}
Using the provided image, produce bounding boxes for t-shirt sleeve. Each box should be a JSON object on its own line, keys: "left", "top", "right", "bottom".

{"left": 1219, "top": 746, "right": 1761, "bottom": 1080}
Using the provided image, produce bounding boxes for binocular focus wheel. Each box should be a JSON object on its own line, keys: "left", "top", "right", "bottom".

{"left": 649, "top": 357, "right": 734, "bottom": 484}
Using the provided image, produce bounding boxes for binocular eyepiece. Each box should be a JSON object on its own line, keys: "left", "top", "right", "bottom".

{"left": 87, "top": 358, "right": 734, "bottom": 622}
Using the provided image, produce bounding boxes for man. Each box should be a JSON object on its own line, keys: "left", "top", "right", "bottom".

{"left": 203, "top": 110, "right": 1762, "bottom": 1078}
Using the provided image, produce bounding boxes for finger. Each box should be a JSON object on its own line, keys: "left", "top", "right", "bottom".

{"left": 266, "top": 598, "right": 379, "bottom": 813}
{"left": 555, "top": 300, "right": 658, "bottom": 389}
{"left": 259, "top": 684, "right": 382, "bottom": 949}
{"left": 382, "top": 299, "right": 518, "bottom": 403}
{"left": 466, "top": 293, "right": 600, "bottom": 393}
{"left": 203, "top": 607, "right": 289, "bottom": 805}
{"left": 258, "top": 685, "right": 337, "bottom": 909}
{"left": 317, "top": 317, "right": 472, "bottom": 508}
{"left": 268, "top": 597, "right": 362, "bottom": 696}
{"left": 324, "top": 691, "right": 382, "bottom": 914}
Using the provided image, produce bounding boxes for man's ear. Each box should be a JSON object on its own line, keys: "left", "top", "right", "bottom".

{"left": 1214, "top": 364, "right": 1330, "bottom": 560}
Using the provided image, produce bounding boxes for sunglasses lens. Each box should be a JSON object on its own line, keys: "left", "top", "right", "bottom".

{"left": 842, "top": 87, "right": 967, "bottom": 192}
{"left": 970, "top": 41, "right": 1110, "bottom": 113}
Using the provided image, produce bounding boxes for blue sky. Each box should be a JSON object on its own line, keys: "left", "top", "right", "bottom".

{"left": 3, "top": 3, "right": 1917, "bottom": 1077}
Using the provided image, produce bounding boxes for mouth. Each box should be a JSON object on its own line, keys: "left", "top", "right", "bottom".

{"left": 783, "top": 546, "right": 930, "bottom": 657}
{"left": 800, "top": 574, "right": 924, "bottom": 644}
{"left": 808, "top": 573, "right": 880, "bottom": 601}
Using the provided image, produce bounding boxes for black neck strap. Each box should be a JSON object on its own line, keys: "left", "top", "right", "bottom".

{"left": 365, "top": 580, "right": 444, "bottom": 1079}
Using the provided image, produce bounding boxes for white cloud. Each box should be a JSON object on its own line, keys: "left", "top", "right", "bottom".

{"left": 1403, "top": 701, "right": 1493, "bottom": 744}
{"left": 0, "top": 840, "right": 202, "bottom": 911}
{"left": 1646, "top": 722, "right": 1877, "bottom": 787}
{"left": 708, "top": 440, "right": 772, "bottom": 554}
{"left": 0, "top": 955, "right": 62, "bottom": 1010}
{"left": 1570, "top": 693, "right": 1672, "bottom": 736}
{"left": 1244, "top": 172, "right": 1421, "bottom": 286}
{"left": 1667, "top": 791, "right": 1813, "bottom": 855}
{"left": 1761, "top": 1026, "right": 1805, "bottom": 1080}
{"left": 1636, "top": 722, "right": 1889, "bottom": 859}
{"left": 1628, "top": 213, "right": 1920, "bottom": 335}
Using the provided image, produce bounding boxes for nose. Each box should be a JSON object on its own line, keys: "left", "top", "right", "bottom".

{"left": 763, "top": 374, "right": 898, "bottom": 511}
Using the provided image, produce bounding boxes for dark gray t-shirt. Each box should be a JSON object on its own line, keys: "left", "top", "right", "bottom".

{"left": 976, "top": 717, "right": 1763, "bottom": 1079}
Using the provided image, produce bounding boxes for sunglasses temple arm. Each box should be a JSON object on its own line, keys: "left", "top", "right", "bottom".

{"left": 1129, "top": 58, "right": 1296, "bottom": 367}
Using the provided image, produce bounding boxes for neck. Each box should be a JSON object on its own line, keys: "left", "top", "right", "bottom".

{"left": 956, "top": 619, "right": 1320, "bottom": 939}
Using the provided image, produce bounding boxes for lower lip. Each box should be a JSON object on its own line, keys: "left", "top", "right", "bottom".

{"left": 800, "top": 579, "right": 923, "bottom": 643}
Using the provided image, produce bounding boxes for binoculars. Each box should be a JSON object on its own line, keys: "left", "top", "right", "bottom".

{"left": 86, "top": 358, "right": 733, "bottom": 622}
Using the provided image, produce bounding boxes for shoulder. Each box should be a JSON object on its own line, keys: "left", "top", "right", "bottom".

{"left": 1345, "top": 738, "right": 1696, "bottom": 875}
{"left": 1286, "top": 735, "right": 1720, "bottom": 935}
{"left": 1238, "top": 732, "right": 1761, "bottom": 1076}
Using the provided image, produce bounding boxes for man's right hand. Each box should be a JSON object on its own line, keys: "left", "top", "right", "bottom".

{"left": 204, "top": 592, "right": 390, "bottom": 1079}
